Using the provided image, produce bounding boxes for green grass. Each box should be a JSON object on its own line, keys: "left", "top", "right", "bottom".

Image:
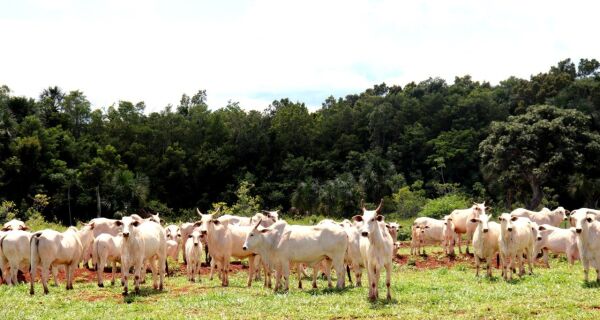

{"left": 2, "top": 246, "right": 600, "bottom": 319}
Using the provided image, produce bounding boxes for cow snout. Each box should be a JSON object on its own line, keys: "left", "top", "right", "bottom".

{"left": 361, "top": 232, "right": 368, "bottom": 237}
{"left": 194, "top": 243, "right": 198, "bottom": 247}
{"left": 201, "top": 230, "right": 207, "bottom": 235}
{"left": 242, "top": 246, "right": 247, "bottom": 251}
{"left": 483, "top": 228, "right": 489, "bottom": 233}
{"left": 507, "top": 227, "right": 512, "bottom": 232}
{"left": 576, "top": 228, "right": 582, "bottom": 234}
{"left": 123, "top": 232, "right": 130, "bottom": 238}
{"left": 537, "top": 237, "right": 542, "bottom": 241}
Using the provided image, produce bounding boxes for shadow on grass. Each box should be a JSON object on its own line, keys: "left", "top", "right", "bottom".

{"left": 368, "top": 298, "right": 398, "bottom": 309}
{"left": 304, "top": 286, "right": 351, "bottom": 296}
{"left": 582, "top": 281, "right": 600, "bottom": 289}
{"left": 122, "top": 287, "right": 167, "bottom": 303}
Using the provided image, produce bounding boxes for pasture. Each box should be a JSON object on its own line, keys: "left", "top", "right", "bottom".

{"left": 1, "top": 242, "right": 599, "bottom": 319}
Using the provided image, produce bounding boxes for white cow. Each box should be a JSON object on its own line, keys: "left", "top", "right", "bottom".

{"left": 29, "top": 224, "right": 95, "bottom": 294}
{"left": 0, "top": 230, "right": 32, "bottom": 285}
{"left": 340, "top": 219, "right": 365, "bottom": 286}
{"left": 535, "top": 224, "right": 579, "bottom": 267}
{"left": 411, "top": 217, "right": 454, "bottom": 255}
{"left": 117, "top": 215, "right": 166, "bottom": 295}
{"left": 92, "top": 233, "right": 124, "bottom": 287}
{"left": 571, "top": 209, "right": 600, "bottom": 282}
{"left": 184, "top": 230, "right": 203, "bottom": 282}
{"left": 471, "top": 213, "right": 501, "bottom": 277}
{"left": 450, "top": 202, "right": 487, "bottom": 254}
{"left": 498, "top": 214, "right": 536, "bottom": 281}
{"left": 1, "top": 219, "right": 28, "bottom": 232}
{"left": 197, "top": 209, "right": 266, "bottom": 287}
{"left": 385, "top": 222, "right": 401, "bottom": 243}
{"left": 352, "top": 199, "right": 393, "bottom": 301}
{"left": 511, "top": 207, "right": 569, "bottom": 227}
{"left": 243, "top": 219, "right": 347, "bottom": 292}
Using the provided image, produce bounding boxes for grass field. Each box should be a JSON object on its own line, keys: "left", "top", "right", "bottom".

{"left": 1, "top": 243, "right": 600, "bottom": 320}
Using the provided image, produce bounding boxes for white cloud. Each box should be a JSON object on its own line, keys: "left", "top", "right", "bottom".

{"left": 0, "top": 0, "right": 599, "bottom": 112}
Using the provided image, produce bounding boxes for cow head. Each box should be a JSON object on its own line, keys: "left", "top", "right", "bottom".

{"left": 194, "top": 208, "right": 224, "bottom": 236}
{"left": 188, "top": 230, "right": 202, "bottom": 247}
{"left": 498, "top": 213, "right": 517, "bottom": 233}
{"left": 116, "top": 215, "right": 142, "bottom": 239}
{"left": 261, "top": 210, "right": 279, "bottom": 223}
{"left": 243, "top": 219, "right": 273, "bottom": 252}
{"left": 471, "top": 212, "right": 491, "bottom": 233}
{"left": 353, "top": 199, "right": 384, "bottom": 238}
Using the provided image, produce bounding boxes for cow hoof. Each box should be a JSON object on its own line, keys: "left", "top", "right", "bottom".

{"left": 135, "top": 288, "right": 140, "bottom": 294}
{"left": 29, "top": 289, "right": 34, "bottom": 295}
{"left": 98, "top": 283, "right": 104, "bottom": 288}
{"left": 44, "top": 289, "right": 49, "bottom": 295}
{"left": 122, "top": 291, "right": 128, "bottom": 296}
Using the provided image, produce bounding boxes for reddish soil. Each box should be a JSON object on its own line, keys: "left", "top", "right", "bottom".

{"left": 394, "top": 251, "right": 476, "bottom": 269}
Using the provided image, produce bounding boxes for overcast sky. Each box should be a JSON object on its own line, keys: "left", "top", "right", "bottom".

{"left": 1, "top": 0, "right": 599, "bottom": 112}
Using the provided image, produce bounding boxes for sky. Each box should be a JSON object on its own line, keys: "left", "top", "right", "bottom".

{"left": 1, "top": 0, "right": 599, "bottom": 112}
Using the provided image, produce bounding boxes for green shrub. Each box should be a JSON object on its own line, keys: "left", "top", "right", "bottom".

{"left": 392, "top": 182, "right": 427, "bottom": 218}
{"left": 419, "top": 193, "right": 470, "bottom": 219}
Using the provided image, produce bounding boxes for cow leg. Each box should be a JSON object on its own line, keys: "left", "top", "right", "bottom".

{"left": 209, "top": 258, "right": 215, "bottom": 280}
{"left": 134, "top": 262, "right": 142, "bottom": 294}
{"left": 282, "top": 261, "right": 290, "bottom": 292}
{"left": 159, "top": 253, "right": 165, "bottom": 291}
{"left": 111, "top": 261, "right": 117, "bottom": 286}
{"left": 149, "top": 258, "right": 159, "bottom": 290}
{"left": 247, "top": 255, "right": 255, "bottom": 287}
{"left": 385, "top": 261, "right": 392, "bottom": 300}
{"left": 97, "top": 256, "right": 105, "bottom": 287}
{"left": 262, "top": 261, "right": 271, "bottom": 288}
{"left": 355, "top": 262, "right": 363, "bottom": 287}
{"left": 457, "top": 234, "right": 463, "bottom": 254}
{"left": 582, "top": 257, "right": 590, "bottom": 282}
{"left": 67, "top": 263, "right": 75, "bottom": 290}
{"left": 486, "top": 257, "right": 492, "bottom": 278}
{"left": 122, "top": 259, "right": 129, "bottom": 295}
{"left": 333, "top": 257, "right": 345, "bottom": 289}
{"left": 322, "top": 259, "right": 333, "bottom": 288}
{"left": 41, "top": 265, "right": 50, "bottom": 294}
{"left": 51, "top": 266, "right": 60, "bottom": 286}
{"left": 300, "top": 264, "right": 306, "bottom": 289}
{"left": 542, "top": 249, "right": 550, "bottom": 268}
{"left": 9, "top": 262, "right": 18, "bottom": 286}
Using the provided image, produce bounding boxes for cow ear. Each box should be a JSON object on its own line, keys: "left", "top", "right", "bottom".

{"left": 212, "top": 219, "right": 221, "bottom": 225}
{"left": 1, "top": 226, "right": 10, "bottom": 231}
{"left": 470, "top": 218, "right": 478, "bottom": 223}
{"left": 193, "top": 221, "right": 202, "bottom": 227}
{"left": 538, "top": 225, "right": 546, "bottom": 231}
{"left": 376, "top": 215, "right": 384, "bottom": 222}
{"left": 352, "top": 215, "right": 363, "bottom": 222}
{"left": 132, "top": 221, "right": 140, "bottom": 227}
{"left": 385, "top": 224, "right": 390, "bottom": 228}
{"left": 260, "top": 228, "right": 270, "bottom": 234}
{"left": 20, "top": 225, "right": 30, "bottom": 231}
{"left": 115, "top": 220, "right": 123, "bottom": 226}
{"left": 510, "top": 216, "right": 518, "bottom": 221}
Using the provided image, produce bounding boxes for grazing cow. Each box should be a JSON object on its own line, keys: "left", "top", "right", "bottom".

{"left": 0, "top": 230, "right": 32, "bottom": 285}
{"left": 353, "top": 199, "right": 393, "bottom": 301}
{"left": 511, "top": 207, "right": 569, "bottom": 227}
{"left": 29, "top": 224, "right": 95, "bottom": 294}
{"left": 571, "top": 210, "right": 600, "bottom": 282}
{"left": 93, "top": 233, "right": 124, "bottom": 287}
{"left": 243, "top": 219, "right": 347, "bottom": 292}
{"left": 535, "top": 224, "right": 579, "bottom": 267}
{"left": 450, "top": 202, "right": 487, "bottom": 254}
{"left": 498, "top": 214, "right": 536, "bottom": 281}
{"left": 184, "top": 230, "right": 203, "bottom": 282}
{"left": 116, "top": 215, "right": 166, "bottom": 295}
{"left": 471, "top": 213, "right": 501, "bottom": 277}
{"left": 1, "top": 219, "right": 28, "bottom": 232}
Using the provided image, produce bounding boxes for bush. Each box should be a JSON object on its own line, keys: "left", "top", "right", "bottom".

{"left": 419, "top": 193, "right": 470, "bottom": 219}
{"left": 392, "top": 182, "right": 427, "bottom": 218}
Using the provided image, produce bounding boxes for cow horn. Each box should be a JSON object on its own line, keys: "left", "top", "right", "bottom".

{"left": 360, "top": 199, "right": 365, "bottom": 210}
{"left": 375, "top": 198, "right": 384, "bottom": 213}
{"left": 253, "top": 219, "right": 262, "bottom": 230}
{"left": 196, "top": 208, "right": 203, "bottom": 216}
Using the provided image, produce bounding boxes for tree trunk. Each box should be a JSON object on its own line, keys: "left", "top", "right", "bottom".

{"left": 528, "top": 177, "right": 543, "bottom": 210}
{"left": 96, "top": 185, "right": 102, "bottom": 218}
{"left": 67, "top": 186, "right": 72, "bottom": 226}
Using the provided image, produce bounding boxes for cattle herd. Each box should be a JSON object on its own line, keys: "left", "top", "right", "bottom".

{"left": 1, "top": 200, "right": 600, "bottom": 302}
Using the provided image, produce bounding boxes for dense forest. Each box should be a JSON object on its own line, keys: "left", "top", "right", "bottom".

{"left": 1, "top": 58, "right": 599, "bottom": 224}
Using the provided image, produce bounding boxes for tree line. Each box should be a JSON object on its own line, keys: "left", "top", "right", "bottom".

{"left": 1, "top": 58, "right": 599, "bottom": 224}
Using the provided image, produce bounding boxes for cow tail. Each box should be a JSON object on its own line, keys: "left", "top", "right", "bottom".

{"left": 29, "top": 232, "right": 42, "bottom": 295}
{"left": 92, "top": 239, "right": 99, "bottom": 270}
